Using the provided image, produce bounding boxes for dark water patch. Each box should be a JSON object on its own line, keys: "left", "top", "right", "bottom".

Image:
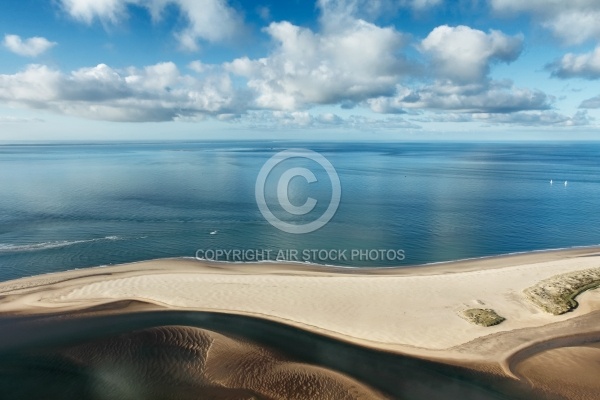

{"left": 0, "top": 309, "right": 557, "bottom": 400}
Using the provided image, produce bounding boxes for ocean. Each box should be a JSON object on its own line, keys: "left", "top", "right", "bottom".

{"left": 1, "top": 141, "right": 599, "bottom": 281}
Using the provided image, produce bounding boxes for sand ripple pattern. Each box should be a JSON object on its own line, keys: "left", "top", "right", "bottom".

{"left": 52, "top": 256, "right": 600, "bottom": 349}
{"left": 61, "top": 325, "right": 385, "bottom": 400}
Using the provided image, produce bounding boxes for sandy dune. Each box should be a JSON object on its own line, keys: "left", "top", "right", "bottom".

{"left": 56, "top": 325, "right": 384, "bottom": 400}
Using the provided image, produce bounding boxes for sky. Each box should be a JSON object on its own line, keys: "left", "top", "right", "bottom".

{"left": 0, "top": 0, "right": 600, "bottom": 141}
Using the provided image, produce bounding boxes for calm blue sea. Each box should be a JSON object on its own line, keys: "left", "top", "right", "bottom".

{"left": 1, "top": 141, "right": 599, "bottom": 281}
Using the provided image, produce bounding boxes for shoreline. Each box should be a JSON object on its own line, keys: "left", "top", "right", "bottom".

{"left": 193, "top": 243, "right": 600, "bottom": 274}
{"left": 7, "top": 243, "right": 600, "bottom": 283}
{"left": 198, "top": 242, "right": 600, "bottom": 269}
{"left": 2, "top": 246, "right": 600, "bottom": 398}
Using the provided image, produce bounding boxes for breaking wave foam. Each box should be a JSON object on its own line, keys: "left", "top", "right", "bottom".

{"left": 0, "top": 236, "right": 121, "bottom": 253}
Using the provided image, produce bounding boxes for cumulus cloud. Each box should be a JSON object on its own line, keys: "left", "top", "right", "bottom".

{"left": 547, "top": 46, "right": 600, "bottom": 79}
{"left": 3, "top": 34, "right": 56, "bottom": 57}
{"left": 59, "top": 0, "right": 242, "bottom": 50}
{"left": 59, "top": 0, "right": 127, "bottom": 23}
{"left": 420, "top": 25, "right": 523, "bottom": 84}
{"left": 0, "top": 62, "right": 244, "bottom": 122}
{"left": 361, "top": 25, "right": 545, "bottom": 116}
{"left": 0, "top": 6, "right": 561, "bottom": 129}
{"left": 473, "top": 110, "right": 592, "bottom": 126}
{"left": 490, "top": 0, "right": 600, "bottom": 44}
{"left": 369, "top": 80, "right": 550, "bottom": 114}
{"left": 226, "top": 19, "right": 407, "bottom": 110}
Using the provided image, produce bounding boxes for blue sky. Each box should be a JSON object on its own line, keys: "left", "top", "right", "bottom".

{"left": 0, "top": 0, "right": 599, "bottom": 141}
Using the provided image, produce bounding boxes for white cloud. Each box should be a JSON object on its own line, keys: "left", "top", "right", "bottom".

{"left": 240, "top": 110, "right": 344, "bottom": 129}
{"left": 3, "top": 34, "right": 57, "bottom": 57}
{"left": 169, "top": 0, "right": 241, "bottom": 50}
{"left": 369, "top": 80, "right": 549, "bottom": 114}
{"left": 58, "top": 0, "right": 242, "bottom": 50}
{"left": 317, "top": 0, "right": 441, "bottom": 24}
{"left": 318, "top": 0, "right": 393, "bottom": 25}
{"left": 59, "top": 0, "right": 126, "bottom": 23}
{"left": 226, "top": 19, "right": 407, "bottom": 110}
{"left": 420, "top": 25, "right": 522, "bottom": 84}
{"left": 227, "top": 19, "right": 545, "bottom": 122}
{"left": 188, "top": 60, "right": 210, "bottom": 73}
{"left": 411, "top": 113, "right": 474, "bottom": 123}
{"left": 241, "top": 110, "right": 420, "bottom": 130}
{"left": 547, "top": 46, "right": 600, "bottom": 79}
{"left": 412, "top": 109, "right": 592, "bottom": 126}
{"left": 473, "top": 110, "right": 592, "bottom": 126}
{"left": 361, "top": 25, "right": 544, "bottom": 117}
{"left": 490, "top": 0, "right": 600, "bottom": 44}
{"left": 317, "top": 112, "right": 344, "bottom": 124}
{"left": 0, "top": 116, "right": 44, "bottom": 123}
{"left": 272, "top": 111, "right": 314, "bottom": 127}
{"left": 0, "top": 62, "right": 244, "bottom": 122}
{"left": 0, "top": 7, "right": 566, "bottom": 130}
{"left": 346, "top": 115, "right": 421, "bottom": 130}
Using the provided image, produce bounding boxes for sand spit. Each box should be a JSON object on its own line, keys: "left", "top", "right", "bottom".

{"left": 1, "top": 247, "right": 600, "bottom": 398}
{"left": 2, "top": 249, "right": 600, "bottom": 354}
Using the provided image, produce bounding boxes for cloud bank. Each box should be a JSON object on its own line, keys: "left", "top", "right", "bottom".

{"left": 370, "top": 81, "right": 550, "bottom": 114}
{"left": 0, "top": 0, "right": 586, "bottom": 130}
{"left": 226, "top": 19, "right": 407, "bottom": 110}
{"left": 0, "top": 62, "right": 243, "bottom": 122}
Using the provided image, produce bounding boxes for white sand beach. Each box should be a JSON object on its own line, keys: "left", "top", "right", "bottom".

{"left": 2, "top": 247, "right": 600, "bottom": 367}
